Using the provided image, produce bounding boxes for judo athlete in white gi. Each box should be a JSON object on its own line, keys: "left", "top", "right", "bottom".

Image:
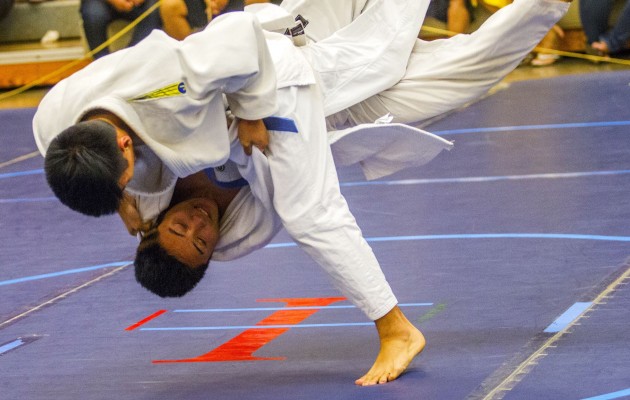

{"left": 33, "top": 0, "right": 573, "bottom": 386}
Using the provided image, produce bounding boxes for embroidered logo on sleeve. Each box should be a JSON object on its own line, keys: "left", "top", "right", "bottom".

{"left": 130, "top": 82, "right": 187, "bottom": 101}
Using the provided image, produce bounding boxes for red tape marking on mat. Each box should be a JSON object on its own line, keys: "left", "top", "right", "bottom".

{"left": 125, "top": 310, "right": 168, "bottom": 331}
{"left": 153, "top": 297, "right": 346, "bottom": 363}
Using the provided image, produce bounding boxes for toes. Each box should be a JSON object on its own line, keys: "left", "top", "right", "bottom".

{"left": 357, "top": 375, "right": 376, "bottom": 386}
{"left": 356, "top": 359, "right": 409, "bottom": 385}
{"left": 355, "top": 373, "right": 378, "bottom": 386}
{"left": 355, "top": 374, "right": 370, "bottom": 386}
{"left": 356, "top": 372, "right": 395, "bottom": 386}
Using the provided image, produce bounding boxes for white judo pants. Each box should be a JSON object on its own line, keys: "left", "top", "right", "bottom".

{"left": 330, "top": 0, "right": 571, "bottom": 128}
{"left": 283, "top": 0, "right": 431, "bottom": 116}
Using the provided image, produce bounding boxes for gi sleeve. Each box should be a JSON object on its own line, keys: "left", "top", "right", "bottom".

{"left": 263, "top": 86, "right": 398, "bottom": 321}
{"left": 176, "top": 12, "right": 279, "bottom": 120}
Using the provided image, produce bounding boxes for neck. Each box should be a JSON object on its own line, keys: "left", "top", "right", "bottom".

{"left": 171, "top": 172, "right": 241, "bottom": 219}
{"left": 83, "top": 110, "right": 143, "bottom": 144}
{"left": 207, "top": 183, "right": 240, "bottom": 219}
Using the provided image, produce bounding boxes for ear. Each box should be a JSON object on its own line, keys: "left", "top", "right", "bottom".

{"left": 117, "top": 134, "right": 133, "bottom": 152}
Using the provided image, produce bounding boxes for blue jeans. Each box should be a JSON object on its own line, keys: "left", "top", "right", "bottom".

{"left": 80, "top": 0, "right": 162, "bottom": 58}
{"left": 0, "top": 0, "right": 13, "bottom": 21}
{"left": 579, "top": 0, "right": 630, "bottom": 53}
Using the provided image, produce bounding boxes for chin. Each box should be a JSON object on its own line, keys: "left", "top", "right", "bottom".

{"left": 191, "top": 198, "right": 219, "bottom": 222}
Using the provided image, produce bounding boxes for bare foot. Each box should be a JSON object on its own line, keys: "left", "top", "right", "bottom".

{"left": 355, "top": 306, "right": 426, "bottom": 386}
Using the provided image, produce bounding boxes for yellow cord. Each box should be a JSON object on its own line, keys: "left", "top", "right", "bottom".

{"left": 420, "top": 25, "right": 630, "bottom": 66}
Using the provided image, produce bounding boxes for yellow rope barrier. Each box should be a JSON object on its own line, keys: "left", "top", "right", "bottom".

{"left": 0, "top": 0, "right": 162, "bottom": 102}
{"left": 420, "top": 25, "right": 630, "bottom": 66}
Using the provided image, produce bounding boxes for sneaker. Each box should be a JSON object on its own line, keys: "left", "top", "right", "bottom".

{"left": 530, "top": 53, "right": 560, "bottom": 67}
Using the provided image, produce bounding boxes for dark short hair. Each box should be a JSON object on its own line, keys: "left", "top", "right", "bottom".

{"left": 134, "top": 227, "right": 209, "bottom": 298}
{"left": 44, "top": 120, "right": 127, "bottom": 217}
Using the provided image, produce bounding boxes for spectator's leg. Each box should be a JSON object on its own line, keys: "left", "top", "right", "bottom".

{"left": 530, "top": 24, "right": 563, "bottom": 67}
{"left": 447, "top": 0, "right": 471, "bottom": 34}
{"left": 579, "top": 0, "right": 614, "bottom": 45}
{"left": 0, "top": 0, "right": 14, "bottom": 21}
{"left": 160, "top": 0, "right": 193, "bottom": 40}
{"left": 127, "top": 0, "right": 162, "bottom": 46}
{"left": 80, "top": 0, "right": 117, "bottom": 58}
{"left": 598, "top": 0, "right": 630, "bottom": 53}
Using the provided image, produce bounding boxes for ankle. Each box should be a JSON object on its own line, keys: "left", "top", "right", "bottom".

{"left": 375, "top": 306, "right": 415, "bottom": 339}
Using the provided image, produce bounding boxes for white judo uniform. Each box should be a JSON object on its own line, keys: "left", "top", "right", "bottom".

{"left": 278, "top": 0, "right": 570, "bottom": 128}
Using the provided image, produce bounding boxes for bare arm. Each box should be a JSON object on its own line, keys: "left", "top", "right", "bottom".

{"left": 118, "top": 192, "right": 151, "bottom": 235}
{"left": 161, "top": 0, "right": 194, "bottom": 40}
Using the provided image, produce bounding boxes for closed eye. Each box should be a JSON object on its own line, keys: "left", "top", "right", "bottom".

{"left": 168, "top": 227, "right": 184, "bottom": 237}
{"left": 170, "top": 222, "right": 187, "bottom": 236}
{"left": 168, "top": 227, "right": 204, "bottom": 255}
{"left": 193, "top": 239, "right": 205, "bottom": 255}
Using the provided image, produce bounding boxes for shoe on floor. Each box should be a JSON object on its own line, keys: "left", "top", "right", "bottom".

{"left": 531, "top": 53, "right": 561, "bottom": 67}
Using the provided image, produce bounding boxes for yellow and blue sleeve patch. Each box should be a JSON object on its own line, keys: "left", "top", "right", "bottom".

{"left": 130, "top": 82, "right": 187, "bottom": 101}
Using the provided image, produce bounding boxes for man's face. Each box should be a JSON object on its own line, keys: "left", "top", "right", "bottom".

{"left": 157, "top": 198, "right": 220, "bottom": 267}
